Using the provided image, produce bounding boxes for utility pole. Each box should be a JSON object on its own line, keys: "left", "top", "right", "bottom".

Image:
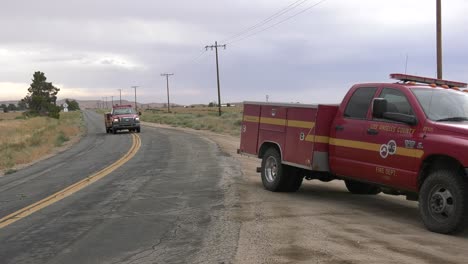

{"left": 436, "top": 0, "right": 442, "bottom": 79}
{"left": 117, "top": 89, "right": 122, "bottom": 105}
{"left": 131, "top": 86, "right": 139, "bottom": 112}
{"left": 104, "top": 97, "right": 108, "bottom": 109}
{"left": 205, "top": 41, "right": 226, "bottom": 116}
{"left": 111, "top": 96, "right": 114, "bottom": 107}
{"left": 161, "top": 73, "right": 174, "bottom": 113}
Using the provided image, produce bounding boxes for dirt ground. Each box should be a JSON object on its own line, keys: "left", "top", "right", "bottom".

{"left": 142, "top": 122, "right": 468, "bottom": 264}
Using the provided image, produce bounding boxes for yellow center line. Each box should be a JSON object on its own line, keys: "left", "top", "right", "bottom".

{"left": 0, "top": 133, "right": 141, "bottom": 229}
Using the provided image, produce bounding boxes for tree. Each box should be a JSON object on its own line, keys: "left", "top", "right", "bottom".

{"left": 65, "top": 99, "right": 80, "bottom": 111}
{"left": 1, "top": 104, "right": 7, "bottom": 113}
{"left": 17, "top": 100, "right": 26, "bottom": 110}
{"left": 22, "top": 71, "right": 60, "bottom": 118}
{"left": 7, "top": 104, "right": 16, "bottom": 112}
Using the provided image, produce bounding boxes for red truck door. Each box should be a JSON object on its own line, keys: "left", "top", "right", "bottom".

{"left": 363, "top": 87, "right": 422, "bottom": 190}
{"left": 240, "top": 104, "right": 261, "bottom": 155}
{"left": 330, "top": 87, "right": 379, "bottom": 181}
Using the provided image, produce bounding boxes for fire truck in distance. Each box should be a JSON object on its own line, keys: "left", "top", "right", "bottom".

{"left": 239, "top": 73, "right": 468, "bottom": 234}
{"left": 104, "top": 105, "right": 141, "bottom": 134}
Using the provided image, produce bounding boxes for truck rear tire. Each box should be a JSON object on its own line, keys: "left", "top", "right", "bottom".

{"left": 261, "top": 148, "right": 293, "bottom": 192}
{"left": 419, "top": 169, "right": 468, "bottom": 234}
{"left": 345, "top": 180, "right": 380, "bottom": 195}
{"left": 112, "top": 128, "right": 117, "bottom": 134}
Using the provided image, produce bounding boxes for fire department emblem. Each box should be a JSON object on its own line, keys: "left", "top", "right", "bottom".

{"left": 380, "top": 140, "right": 397, "bottom": 159}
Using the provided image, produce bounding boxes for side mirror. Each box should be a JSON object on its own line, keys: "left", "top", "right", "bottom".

{"left": 138, "top": 111, "right": 142, "bottom": 116}
{"left": 372, "top": 98, "right": 387, "bottom": 118}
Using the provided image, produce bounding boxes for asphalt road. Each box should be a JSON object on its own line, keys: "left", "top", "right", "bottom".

{"left": 0, "top": 110, "right": 241, "bottom": 264}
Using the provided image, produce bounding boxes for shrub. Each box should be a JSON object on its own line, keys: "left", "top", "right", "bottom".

{"left": 55, "top": 131, "right": 70, "bottom": 147}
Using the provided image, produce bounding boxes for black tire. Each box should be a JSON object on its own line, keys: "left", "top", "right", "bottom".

{"left": 419, "top": 169, "right": 468, "bottom": 234}
{"left": 283, "top": 166, "right": 304, "bottom": 192}
{"left": 136, "top": 127, "right": 141, "bottom": 133}
{"left": 112, "top": 128, "right": 117, "bottom": 134}
{"left": 345, "top": 180, "right": 381, "bottom": 195}
{"left": 105, "top": 128, "right": 109, "bottom": 134}
{"left": 261, "top": 148, "right": 289, "bottom": 192}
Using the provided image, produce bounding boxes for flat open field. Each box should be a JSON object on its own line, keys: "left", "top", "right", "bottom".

{"left": 0, "top": 111, "right": 83, "bottom": 173}
{"left": 0, "top": 112, "right": 23, "bottom": 120}
{"left": 141, "top": 106, "right": 243, "bottom": 136}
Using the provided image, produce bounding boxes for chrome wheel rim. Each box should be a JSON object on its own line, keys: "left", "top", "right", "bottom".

{"left": 429, "top": 185, "right": 454, "bottom": 221}
{"left": 265, "top": 156, "right": 278, "bottom": 183}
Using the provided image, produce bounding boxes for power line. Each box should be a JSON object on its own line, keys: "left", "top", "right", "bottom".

{"left": 221, "top": 0, "right": 311, "bottom": 43}
{"left": 227, "top": 0, "right": 329, "bottom": 46}
{"left": 169, "top": 49, "right": 208, "bottom": 73}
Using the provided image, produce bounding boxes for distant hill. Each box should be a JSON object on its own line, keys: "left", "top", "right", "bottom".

{"left": 0, "top": 99, "right": 170, "bottom": 109}
{"left": 55, "top": 99, "right": 176, "bottom": 109}
{"left": 0, "top": 100, "right": 20, "bottom": 106}
{"left": 0, "top": 99, "right": 241, "bottom": 109}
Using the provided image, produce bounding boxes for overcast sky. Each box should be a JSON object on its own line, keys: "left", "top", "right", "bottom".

{"left": 0, "top": 0, "right": 467, "bottom": 105}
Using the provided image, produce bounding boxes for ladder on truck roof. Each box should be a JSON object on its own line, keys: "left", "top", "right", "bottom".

{"left": 390, "top": 73, "right": 467, "bottom": 88}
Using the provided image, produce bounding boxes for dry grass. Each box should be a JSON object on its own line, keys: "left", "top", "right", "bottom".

{"left": 94, "top": 109, "right": 111, "bottom": 114}
{"left": 0, "top": 111, "right": 83, "bottom": 171}
{"left": 0, "top": 112, "right": 23, "bottom": 121}
{"left": 141, "top": 106, "right": 243, "bottom": 136}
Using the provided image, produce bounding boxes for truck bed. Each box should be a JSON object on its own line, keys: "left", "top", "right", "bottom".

{"left": 239, "top": 101, "right": 338, "bottom": 171}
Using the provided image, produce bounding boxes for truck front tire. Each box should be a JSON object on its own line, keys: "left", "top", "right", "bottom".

{"left": 261, "top": 148, "right": 303, "bottom": 192}
{"left": 345, "top": 180, "right": 380, "bottom": 195}
{"left": 419, "top": 169, "right": 468, "bottom": 234}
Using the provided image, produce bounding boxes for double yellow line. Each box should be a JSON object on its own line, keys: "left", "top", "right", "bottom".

{"left": 0, "top": 133, "right": 141, "bottom": 229}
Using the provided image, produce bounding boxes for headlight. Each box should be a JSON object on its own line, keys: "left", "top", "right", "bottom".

{"left": 135, "top": 117, "right": 140, "bottom": 121}
{"left": 113, "top": 118, "right": 119, "bottom": 122}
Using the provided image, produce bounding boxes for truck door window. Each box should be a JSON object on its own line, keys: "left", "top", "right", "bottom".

{"left": 344, "top": 87, "right": 377, "bottom": 119}
{"left": 380, "top": 88, "right": 414, "bottom": 116}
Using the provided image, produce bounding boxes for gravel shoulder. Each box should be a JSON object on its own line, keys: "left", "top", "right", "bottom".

{"left": 142, "top": 121, "right": 468, "bottom": 264}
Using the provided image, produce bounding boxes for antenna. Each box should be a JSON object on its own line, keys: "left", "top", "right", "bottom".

{"left": 404, "top": 54, "right": 409, "bottom": 75}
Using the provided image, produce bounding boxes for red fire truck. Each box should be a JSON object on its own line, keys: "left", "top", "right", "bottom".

{"left": 239, "top": 73, "right": 468, "bottom": 234}
{"left": 104, "top": 105, "right": 141, "bottom": 134}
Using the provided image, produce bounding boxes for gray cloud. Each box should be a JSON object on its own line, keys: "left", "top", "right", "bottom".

{"left": 1, "top": 0, "right": 467, "bottom": 104}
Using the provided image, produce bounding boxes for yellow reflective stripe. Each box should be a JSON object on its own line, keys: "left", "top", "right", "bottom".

{"left": 287, "top": 120, "right": 315, "bottom": 129}
{"left": 329, "top": 138, "right": 380, "bottom": 152}
{"left": 243, "top": 115, "right": 259, "bottom": 123}
{"left": 244, "top": 115, "right": 314, "bottom": 129}
{"left": 243, "top": 114, "right": 424, "bottom": 158}
{"left": 396, "top": 148, "right": 424, "bottom": 158}
{"left": 314, "top": 136, "right": 330, "bottom": 144}
{"left": 305, "top": 135, "right": 329, "bottom": 143}
{"left": 260, "top": 117, "right": 286, "bottom": 126}
{"left": 306, "top": 137, "right": 424, "bottom": 158}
